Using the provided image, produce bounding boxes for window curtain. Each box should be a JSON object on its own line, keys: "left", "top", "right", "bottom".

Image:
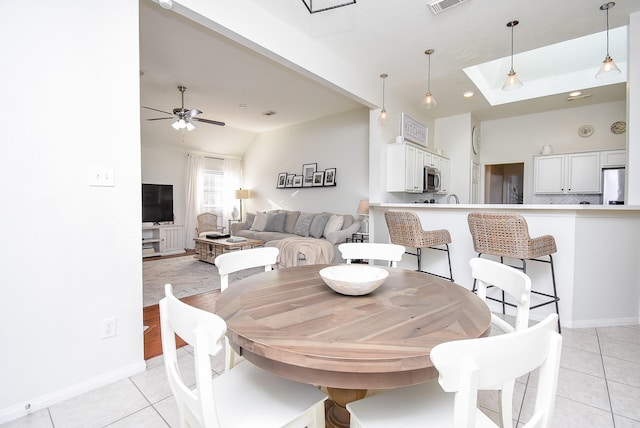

{"left": 184, "top": 154, "right": 205, "bottom": 249}
{"left": 223, "top": 159, "right": 243, "bottom": 228}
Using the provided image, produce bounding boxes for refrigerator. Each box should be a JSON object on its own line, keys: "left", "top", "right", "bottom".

{"left": 602, "top": 168, "right": 625, "bottom": 205}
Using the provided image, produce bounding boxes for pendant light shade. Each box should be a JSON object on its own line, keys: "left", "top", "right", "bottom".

{"left": 596, "top": 2, "right": 621, "bottom": 79}
{"left": 502, "top": 20, "right": 523, "bottom": 91}
{"left": 379, "top": 73, "right": 388, "bottom": 123}
{"left": 421, "top": 49, "right": 437, "bottom": 109}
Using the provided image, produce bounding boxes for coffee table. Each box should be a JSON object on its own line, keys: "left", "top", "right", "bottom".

{"left": 193, "top": 237, "right": 264, "bottom": 264}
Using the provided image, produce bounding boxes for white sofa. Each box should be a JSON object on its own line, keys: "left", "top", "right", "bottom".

{"left": 230, "top": 210, "right": 362, "bottom": 263}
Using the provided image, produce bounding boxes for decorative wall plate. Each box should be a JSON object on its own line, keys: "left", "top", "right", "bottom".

{"left": 578, "top": 124, "right": 593, "bottom": 138}
{"left": 472, "top": 126, "right": 480, "bottom": 154}
{"left": 610, "top": 121, "right": 626, "bottom": 134}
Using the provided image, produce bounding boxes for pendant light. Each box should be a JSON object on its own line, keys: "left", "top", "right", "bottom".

{"left": 379, "top": 73, "right": 388, "bottom": 123}
{"left": 596, "top": 2, "right": 621, "bottom": 79}
{"left": 421, "top": 49, "right": 436, "bottom": 109}
{"left": 502, "top": 20, "right": 523, "bottom": 91}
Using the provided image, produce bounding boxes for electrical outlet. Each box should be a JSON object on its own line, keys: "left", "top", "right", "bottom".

{"left": 101, "top": 317, "right": 117, "bottom": 339}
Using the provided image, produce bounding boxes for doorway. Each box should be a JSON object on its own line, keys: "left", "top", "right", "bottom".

{"left": 485, "top": 163, "right": 524, "bottom": 204}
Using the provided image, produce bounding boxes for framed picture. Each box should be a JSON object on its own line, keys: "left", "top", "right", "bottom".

{"left": 293, "top": 175, "right": 303, "bottom": 187}
{"left": 401, "top": 113, "right": 427, "bottom": 147}
{"left": 276, "top": 172, "right": 287, "bottom": 188}
{"left": 302, "top": 163, "right": 317, "bottom": 187}
{"left": 285, "top": 173, "right": 295, "bottom": 187}
{"left": 324, "top": 168, "right": 336, "bottom": 186}
{"left": 313, "top": 171, "right": 324, "bottom": 186}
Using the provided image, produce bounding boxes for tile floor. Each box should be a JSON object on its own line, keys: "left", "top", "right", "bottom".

{"left": 2, "top": 322, "right": 639, "bottom": 428}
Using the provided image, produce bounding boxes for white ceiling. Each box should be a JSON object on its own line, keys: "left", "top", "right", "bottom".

{"left": 139, "top": 0, "right": 640, "bottom": 156}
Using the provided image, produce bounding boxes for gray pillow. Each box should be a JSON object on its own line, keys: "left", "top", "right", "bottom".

{"left": 309, "top": 213, "right": 331, "bottom": 238}
{"left": 323, "top": 214, "right": 345, "bottom": 237}
{"left": 250, "top": 212, "right": 268, "bottom": 231}
{"left": 244, "top": 212, "right": 256, "bottom": 229}
{"left": 284, "top": 211, "right": 301, "bottom": 234}
{"left": 293, "top": 213, "right": 316, "bottom": 237}
{"left": 264, "top": 212, "right": 287, "bottom": 232}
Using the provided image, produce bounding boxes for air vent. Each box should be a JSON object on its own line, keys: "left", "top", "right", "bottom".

{"left": 428, "top": 0, "right": 467, "bottom": 14}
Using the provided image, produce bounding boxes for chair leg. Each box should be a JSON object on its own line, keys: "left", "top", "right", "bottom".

{"left": 416, "top": 247, "right": 422, "bottom": 272}
{"left": 549, "top": 255, "right": 561, "bottom": 333}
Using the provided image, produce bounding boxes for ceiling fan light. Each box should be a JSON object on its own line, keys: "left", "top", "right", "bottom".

{"left": 186, "top": 121, "right": 195, "bottom": 131}
{"left": 171, "top": 120, "right": 181, "bottom": 130}
{"left": 422, "top": 91, "right": 436, "bottom": 109}
{"left": 596, "top": 55, "right": 621, "bottom": 78}
{"left": 502, "top": 70, "right": 523, "bottom": 91}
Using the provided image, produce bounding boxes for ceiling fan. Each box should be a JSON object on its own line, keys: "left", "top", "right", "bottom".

{"left": 142, "top": 85, "right": 225, "bottom": 130}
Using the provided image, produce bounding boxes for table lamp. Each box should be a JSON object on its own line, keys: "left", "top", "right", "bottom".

{"left": 235, "top": 189, "right": 249, "bottom": 221}
{"left": 357, "top": 199, "right": 369, "bottom": 234}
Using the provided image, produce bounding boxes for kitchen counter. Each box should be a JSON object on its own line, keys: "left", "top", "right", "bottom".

{"left": 369, "top": 203, "right": 640, "bottom": 328}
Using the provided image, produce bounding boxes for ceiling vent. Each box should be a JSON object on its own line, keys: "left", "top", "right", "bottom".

{"left": 428, "top": 0, "right": 468, "bottom": 14}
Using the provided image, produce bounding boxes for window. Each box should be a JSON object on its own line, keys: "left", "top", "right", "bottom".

{"left": 202, "top": 168, "right": 224, "bottom": 221}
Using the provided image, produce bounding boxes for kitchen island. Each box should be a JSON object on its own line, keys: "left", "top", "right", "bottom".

{"left": 369, "top": 203, "right": 640, "bottom": 329}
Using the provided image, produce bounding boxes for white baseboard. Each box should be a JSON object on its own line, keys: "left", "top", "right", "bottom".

{"left": 0, "top": 360, "right": 146, "bottom": 425}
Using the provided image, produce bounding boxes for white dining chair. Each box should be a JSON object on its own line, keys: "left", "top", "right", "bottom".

{"left": 215, "top": 246, "right": 279, "bottom": 370}
{"left": 338, "top": 242, "right": 405, "bottom": 267}
{"left": 470, "top": 256, "right": 532, "bottom": 427}
{"left": 160, "top": 284, "right": 327, "bottom": 428}
{"left": 347, "top": 314, "right": 562, "bottom": 428}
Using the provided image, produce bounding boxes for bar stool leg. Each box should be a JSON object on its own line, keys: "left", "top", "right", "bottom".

{"left": 416, "top": 247, "right": 422, "bottom": 272}
{"left": 549, "top": 255, "right": 561, "bottom": 333}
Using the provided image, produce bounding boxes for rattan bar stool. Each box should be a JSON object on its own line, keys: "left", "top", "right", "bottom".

{"left": 384, "top": 211, "right": 453, "bottom": 281}
{"left": 467, "top": 212, "right": 561, "bottom": 332}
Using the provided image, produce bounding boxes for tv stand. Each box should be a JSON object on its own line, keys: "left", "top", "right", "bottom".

{"left": 142, "top": 224, "right": 185, "bottom": 258}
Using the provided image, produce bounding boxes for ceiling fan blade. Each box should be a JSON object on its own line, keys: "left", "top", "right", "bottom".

{"left": 193, "top": 117, "right": 226, "bottom": 127}
{"left": 142, "top": 106, "right": 175, "bottom": 116}
{"left": 187, "top": 108, "right": 202, "bottom": 118}
{"left": 146, "top": 117, "right": 173, "bottom": 121}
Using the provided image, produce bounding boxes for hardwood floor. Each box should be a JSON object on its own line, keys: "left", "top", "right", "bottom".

{"left": 143, "top": 290, "right": 220, "bottom": 360}
{"left": 142, "top": 249, "right": 219, "bottom": 360}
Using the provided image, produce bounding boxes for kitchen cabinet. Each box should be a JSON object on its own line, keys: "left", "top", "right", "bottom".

{"left": 534, "top": 152, "right": 601, "bottom": 194}
{"left": 387, "top": 142, "right": 425, "bottom": 193}
{"left": 601, "top": 149, "right": 626, "bottom": 168}
{"left": 437, "top": 157, "right": 450, "bottom": 194}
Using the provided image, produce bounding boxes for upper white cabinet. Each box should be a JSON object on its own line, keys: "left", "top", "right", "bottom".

{"left": 387, "top": 142, "right": 425, "bottom": 193}
{"left": 534, "top": 152, "right": 601, "bottom": 194}
{"left": 601, "top": 149, "right": 626, "bottom": 168}
{"left": 387, "top": 143, "right": 450, "bottom": 194}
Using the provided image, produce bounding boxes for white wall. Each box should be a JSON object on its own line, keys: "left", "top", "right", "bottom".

{"left": 242, "top": 109, "right": 369, "bottom": 215}
{"left": 434, "top": 113, "right": 474, "bottom": 203}
{"left": 0, "top": 0, "right": 144, "bottom": 423}
{"left": 628, "top": 11, "right": 640, "bottom": 205}
{"left": 480, "top": 101, "right": 626, "bottom": 203}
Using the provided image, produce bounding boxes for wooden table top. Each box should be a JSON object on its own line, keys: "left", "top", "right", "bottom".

{"left": 216, "top": 264, "right": 491, "bottom": 390}
{"left": 193, "top": 236, "right": 264, "bottom": 248}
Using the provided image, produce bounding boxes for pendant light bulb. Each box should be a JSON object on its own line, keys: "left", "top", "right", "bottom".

{"left": 379, "top": 73, "right": 389, "bottom": 123}
{"left": 421, "top": 49, "right": 436, "bottom": 109}
{"left": 503, "top": 20, "right": 523, "bottom": 91}
{"left": 596, "top": 2, "right": 621, "bottom": 79}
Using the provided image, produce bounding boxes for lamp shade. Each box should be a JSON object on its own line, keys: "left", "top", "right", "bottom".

{"left": 235, "top": 189, "right": 249, "bottom": 200}
{"left": 357, "top": 199, "right": 369, "bottom": 215}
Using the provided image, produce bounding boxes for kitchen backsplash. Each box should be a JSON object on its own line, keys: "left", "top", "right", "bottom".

{"left": 531, "top": 194, "right": 602, "bottom": 205}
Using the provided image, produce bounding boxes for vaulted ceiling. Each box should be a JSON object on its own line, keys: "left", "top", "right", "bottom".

{"left": 139, "top": 0, "right": 640, "bottom": 156}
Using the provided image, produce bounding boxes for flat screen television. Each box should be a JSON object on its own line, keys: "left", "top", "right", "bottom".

{"left": 142, "top": 183, "right": 174, "bottom": 224}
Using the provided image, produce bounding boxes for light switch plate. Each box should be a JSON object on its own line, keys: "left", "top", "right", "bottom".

{"left": 88, "top": 165, "right": 115, "bottom": 187}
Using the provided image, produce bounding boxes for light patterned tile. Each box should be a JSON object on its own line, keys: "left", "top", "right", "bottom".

{"left": 559, "top": 346, "right": 604, "bottom": 378}
{"left": 104, "top": 406, "right": 169, "bottom": 428}
{"left": 599, "top": 338, "right": 640, "bottom": 364}
{"left": 131, "top": 353, "right": 195, "bottom": 404}
{"left": 613, "top": 414, "right": 640, "bottom": 428}
{"left": 603, "top": 356, "right": 640, "bottom": 388}
{"left": 560, "top": 328, "right": 601, "bottom": 353}
{"left": 0, "top": 409, "right": 53, "bottom": 428}
{"left": 554, "top": 367, "right": 610, "bottom": 411}
{"left": 49, "top": 379, "right": 149, "bottom": 428}
{"left": 478, "top": 381, "right": 526, "bottom": 421}
{"left": 607, "top": 380, "right": 640, "bottom": 421}
{"left": 153, "top": 396, "right": 180, "bottom": 428}
{"left": 597, "top": 326, "right": 640, "bottom": 345}
{"left": 520, "top": 389, "right": 614, "bottom": 428}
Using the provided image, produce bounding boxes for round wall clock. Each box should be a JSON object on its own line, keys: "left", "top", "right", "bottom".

{"left": 472, "top": 126, "right": 480, "bottom": 154}
{"left": 610, "top": 121, "right": 626, "bottom": 134}
{"left": 578, "top": 125, "right": 593, "bottom": 138}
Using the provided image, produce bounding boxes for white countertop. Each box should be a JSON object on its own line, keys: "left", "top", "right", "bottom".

{"left": 370, "top": 203, "right": 640, "bottom": 212}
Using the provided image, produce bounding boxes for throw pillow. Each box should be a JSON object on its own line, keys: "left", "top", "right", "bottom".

{"left": 284, "top": 211, "right": 301, "bottom": 234}
{"left": 250, "top": 212, "right": 268, "bottom": 231}
{"left": 309, "top": 213, "right": 331, "bottom": 238}
{"left": 245, "top": 212, "right": 256, "bottom": 229}
{"left": 293, "top": 212, "right": 316, "bottom": 237}
{"left": 264, "top": 212, "right": 287, "bottom": 232}
{"left": 323, "top": 214, "right": 344, "bottom": 237}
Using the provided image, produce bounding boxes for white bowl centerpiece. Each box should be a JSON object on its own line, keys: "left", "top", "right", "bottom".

{"left": 319, "top": 264, "right": 389, "bottom": 296}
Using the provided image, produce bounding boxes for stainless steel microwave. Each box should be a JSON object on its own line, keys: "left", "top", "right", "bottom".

{"left": 424, "top": 166, "right": 441, "bottom": 193}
